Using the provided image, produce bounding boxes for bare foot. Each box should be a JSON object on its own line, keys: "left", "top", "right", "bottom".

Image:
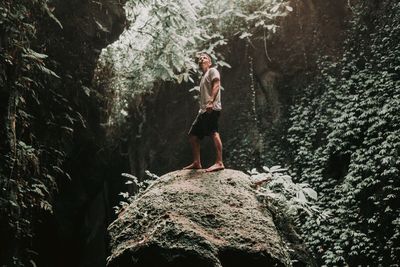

{"left": 205, "top": 162, "right": 225, "bottom": 172}
{"left": 183, "top": 162, "right": 202, "bottom": 170}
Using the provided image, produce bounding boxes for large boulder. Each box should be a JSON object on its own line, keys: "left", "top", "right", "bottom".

{"left": 107, "top": 169, "right": 308, "bottom": 267}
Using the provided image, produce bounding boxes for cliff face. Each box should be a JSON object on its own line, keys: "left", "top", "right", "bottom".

{"left": 0, "top": 0, "right": 125, "bottom": 266}
{"left": 123, "top": 0, "right": 351, "bottom": 177}
{"left": 36, "top": 1, "right": 128, "bottom": 266}
{"left": 108, "top": 169, "right": 311, "bottom": 267}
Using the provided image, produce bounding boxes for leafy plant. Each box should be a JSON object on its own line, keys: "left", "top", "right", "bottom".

{"left": 282, "top": 2, "right": 400, "bottom": 265}
{"left": 249, "top": 166, "right": 326, "bottom": 223}
{"left": 95, "top": 0, "right": 292, "bottom": 126}
{"left": 249, "top": 165, "right": 323, "bottom": 265}
{"left": 114, "top": 170, "right": 159, "bottom": 215}
{"left": 0, "top": 0, "right": 82, "bottom": 265}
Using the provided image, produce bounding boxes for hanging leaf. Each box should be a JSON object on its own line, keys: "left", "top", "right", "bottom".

{"left": 43, "top": 4, "right": 63, "bottom": 29}
{"left": 296, "top": 190, "right": 307, "bottom": 203}
{"left": 94, "top": 19, "right": 110, "bottom": 33}
{"left": 217, "top": 60, "right": 231, "bottom": 68}
{"left": 37, "top": 65, "right": 60, "bottom": 78}
{"left": 270, "top": 4, "right": 281, "bottom": 13}
{"left": 22, "top": 48, "right": 48, "bottom": 61}
{"left": 239, "top": 32, "right": 252, "bottom": 39}
{"left": 303, "top": 187, "right": 318, "bottom": 200}
{"left": 82, "top": 86, "right": 91, "bottom": 96}
{"left": 285, "top": 5, "right": 293, "bottom": 12}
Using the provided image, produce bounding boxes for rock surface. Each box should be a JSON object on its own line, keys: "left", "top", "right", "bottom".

{"left": 31, "top": 1, "right": 128, "bottom": 266}
{"left": 108, "top": 169, "right": 300, "bottom": 267}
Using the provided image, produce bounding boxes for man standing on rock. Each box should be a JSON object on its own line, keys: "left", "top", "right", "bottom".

{"left": 183, "top": 52, "right": 225, "bottom": 172}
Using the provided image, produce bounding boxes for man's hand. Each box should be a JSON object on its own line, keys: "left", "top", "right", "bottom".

{"left": 206, "top": 101, "right": 213, "bottom": 113}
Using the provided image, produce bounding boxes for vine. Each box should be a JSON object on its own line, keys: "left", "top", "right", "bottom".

{"left": 285, "top": 1, "right": 400, "bottom": 265}
{"left": 1, "top": 1, "right": 80, "bottom": 265}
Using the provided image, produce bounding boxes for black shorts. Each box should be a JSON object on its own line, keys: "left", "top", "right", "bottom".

{"left": 188, "top": 110, "right": 220, "bottom": 140}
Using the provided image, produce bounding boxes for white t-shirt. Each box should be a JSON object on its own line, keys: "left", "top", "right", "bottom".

{"left": 199, "top": 67, "right": 221, "bottom": 113}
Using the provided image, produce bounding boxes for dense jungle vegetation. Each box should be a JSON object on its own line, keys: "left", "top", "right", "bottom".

{"left": 286, "top": 2, "right": 400, "bottom": 265}
{"left": 1, "top": 1, "right": 74, "bottom": 266}
{"left": 1, "top": 0, "right": 399, "bottom": 266}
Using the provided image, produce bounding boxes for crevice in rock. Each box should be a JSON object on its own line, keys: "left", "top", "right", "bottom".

{"left": 113, "top": 246, "right": 215, "bottom": 267}
{"left": 218, "top": 249, "right": 284, "bottom": 267}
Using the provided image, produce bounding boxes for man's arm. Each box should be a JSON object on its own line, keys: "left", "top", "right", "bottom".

{"left": 206, "top": 78, "right": 220, "bottom": 111}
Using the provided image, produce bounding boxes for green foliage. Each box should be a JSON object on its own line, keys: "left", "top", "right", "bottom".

{"left": 0, "top": 0, "right": 81, "bottom": 265}
{"left": 250, "top": 166, "right": 324, "bottom": 222}
{"left": 250, "top": 165, "right": 323, "bottom": 265}
{"left": 285, "top": 2, "right": 400, "bottom": 265}
{"left": 114, "top": 171, "right": 159, "bottom": 214}
{"left": 95, "top": 0, "right": 292, "bottom": 125}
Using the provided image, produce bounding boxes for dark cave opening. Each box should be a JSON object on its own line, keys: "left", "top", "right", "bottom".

{"left": 218, "top": 249, "right": 284, "bottom": 267}
{"left": 113, "top": 246, "right": 215, "bottom": 267}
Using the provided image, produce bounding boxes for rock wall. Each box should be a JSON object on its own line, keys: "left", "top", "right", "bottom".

{"left": 30, "top": 1, "right": 128, "bottom": 266}
{"left": 124, "top": 0, "right": 352, "bottom": 176}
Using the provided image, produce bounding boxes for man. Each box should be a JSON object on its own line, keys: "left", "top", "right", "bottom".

{"left": 183, "top": 52, "right": 225, "bottom": 172}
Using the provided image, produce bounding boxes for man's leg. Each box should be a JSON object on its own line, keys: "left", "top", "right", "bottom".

{"left": 206, "top": 132, "right": 225, "bottom": 172}
{"left": 183, "top": 135, "right": 202, "bottom": 169}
